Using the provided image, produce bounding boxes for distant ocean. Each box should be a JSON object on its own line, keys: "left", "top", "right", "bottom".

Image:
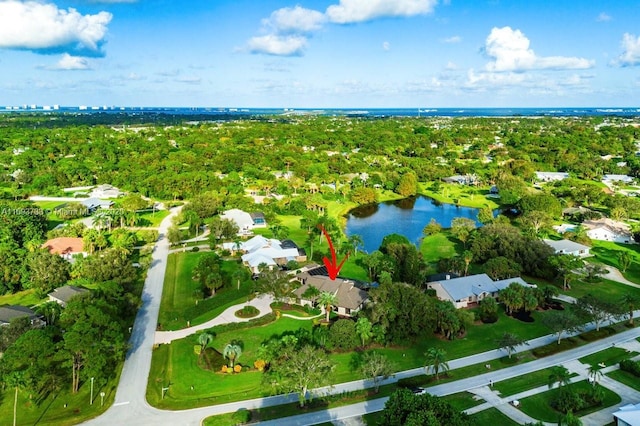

{"left": 3, "top": 106, "right": 640, "bottom": 118}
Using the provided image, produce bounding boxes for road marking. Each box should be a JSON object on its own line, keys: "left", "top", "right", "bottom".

{"left": 113, "top": 401, "right": 130, "bottom": 406}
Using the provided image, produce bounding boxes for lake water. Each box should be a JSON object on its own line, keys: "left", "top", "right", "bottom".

{"left": 344, "top": 196, "right": 482, "bottom": 253}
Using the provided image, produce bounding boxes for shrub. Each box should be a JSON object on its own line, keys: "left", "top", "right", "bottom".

{"left": 552, "top": 389, "right": 585, "bottom": 413}
{"left": 328, "top": 319, "right": 359, "bottom": 351}
{"left": 231, "top": 409, "right": 252, "bottom": 424}
{"left": 235, "top": 305, "right": 259, "bottom": 318}
{"left": 191, "top": 246, "right": 200, "bottom": 252}
{"left": 194, "top": 345, "right": 201, "bottom": 355}
{"left": 220, "top": 365, "right": 228, "bottom": 373}
{"left": 620, "top": 359, "right": 640, "bottom": 377}
{"left": 254, "top": 359, "right": 266, "bottom": 372}
{"left": 226, "top": 367, "right": 233, "bottom": 374}
{"left": 234, "top": 364, "right": 242, "bottom": 373}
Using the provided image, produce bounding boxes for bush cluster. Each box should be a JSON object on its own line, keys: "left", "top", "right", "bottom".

{"left": 620, "top": 359, "right": 640, "bottom": 377}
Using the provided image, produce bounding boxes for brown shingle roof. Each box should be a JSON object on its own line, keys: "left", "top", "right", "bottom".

{"left": 41, "top": 237, "right": 84, "bottom": 255}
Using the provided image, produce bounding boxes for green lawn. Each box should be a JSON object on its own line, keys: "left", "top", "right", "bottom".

{"left": 420, "top": 232, "right": 459, "bottom": 262}
{"left": 468, "top": 407, "right": 520, "bottom": 426}
{"left": 579, "top": 347, "right": 638, "bottom": 368}
{"left": 158, "top": 252, "right": 254, "bottom": 330}
{"left": 518, "top": 380, "right": 621, "bottom": 423}
{"left": 442, "top": 392, "right": 484, "bottom": 411}
{"left": 419, "top": 183, "right": 500, "bottom": 210}
{"left": 607, "top": 369, "right": 640, "bottom": 392}
{"left": 590, "top": 240, "right": 640, "bottom": 284}
{"left": 0, "top": 366, "right": 119, "bottom": 426}
{"left": 561, "top": 277, "right": 640, "bottom": 303}
{"left": 492, "top": 368, "right": 578, "bottom": 397}
{"left": 136, "top": 209, "right": 170, "bottom": 227}
{"left": 0, "top": 288, "right": 43, "bottom": 308}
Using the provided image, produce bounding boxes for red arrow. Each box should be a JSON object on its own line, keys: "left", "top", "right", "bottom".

{"left": 318, "top": 225, "right": 349, "bottom": 280}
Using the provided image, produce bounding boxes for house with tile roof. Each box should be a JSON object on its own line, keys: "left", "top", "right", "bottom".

{"left": 41, "top": 237, "right": 87, "bottom": 261}
{"left": 426, "top": 273, "right": 535, "bottom": 309}
{"left": 293, "top": 268, "right": 369, "bottom": 317}
{"left": 582, "top": 218, "right": 635, "bottom": 244}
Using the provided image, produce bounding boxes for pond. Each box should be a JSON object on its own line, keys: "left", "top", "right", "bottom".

{"left": 344, "top": 196, "right": 483, "bottom": 253}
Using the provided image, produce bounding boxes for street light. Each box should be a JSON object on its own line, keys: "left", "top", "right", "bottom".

{"left": 100, "top": 391, "right": 105, "bottom": 407}
{"left": 90, "top": 377, "right": 94, "bottom": 405}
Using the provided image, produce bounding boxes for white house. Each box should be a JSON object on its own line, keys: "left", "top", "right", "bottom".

{"left": 89, "top": 184, "right": 124, "bottom": 199}
{"left": 426, "top": 273, "right": 535, "bottom": 309}
{"left": 613, "top": 403, "right": 640, "bottom": 426}
{"left": 227, "top": 235, "right": 306, "bottom": 273}
{"left": 220, "top": 209, "right": 267, "bottom": 236}
{"left": 582, "top": 218, "right": 635, "bottom": 244}
{"left": 535, "top": 171, "right": 569, "bottom": 182}
{"left": 602, "top": 174, "right": 634, "bottom": 186}
{"left": 543, "top": 239, "right": 591, "bottom": 257}
{"left": 41, "top": 237, "right": 87, "bottom": 262}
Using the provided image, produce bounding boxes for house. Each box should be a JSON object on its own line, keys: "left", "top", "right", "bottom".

{"left": 227, "top": 235, "right": 306, "bottom": 273}
{"left": 426, "top": 273, "right": 535, "bottom": 309}
{"left": 613, "top": 403, "right": 640, "bottom": 426}
{"left": 543, "top": 239, "right": 591, "bottom": 257}
{"left": 582, "top": 218, "right": 635, "bottom": 244}
{"left": 41, "top": 237, "right": 87, "bottom": 261}
{"left": 442, "top": 175, "right": 477, "bottom": 185}
{"left": 535, "top": 171, "right": 569, "bottom": 182}
{"left": 48, "top": 285, "right": 89, "bottom": 307}
{"left": 602, "top": 174, "right": 634, "bottom": 185}
{"left": 0, "top": 305, "right": 44, "bottom": 327}
{"left": 80, "top": 197, "right": 114, "bottom": 213}
{"left": 220, "top": 209, "right": 267, "bottom": 236}
{"left": 89, "top": 184, "right": 124, "bottom": 199}
{"left": 293, "top": 269, "right": 369, "bottom": 317}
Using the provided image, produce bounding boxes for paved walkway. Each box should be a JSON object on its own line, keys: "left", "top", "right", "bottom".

{"left": 154, "top": 294, "right": 274, "bottom": 344}
{"left": 602, "top": 265, "right": 640, "bottom": 288}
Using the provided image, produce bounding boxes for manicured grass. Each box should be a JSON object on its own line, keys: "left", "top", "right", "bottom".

{"left": 442, "top": 392, "right": 484, "bottom": 411}
{"left": 579, "top": 347, "right": 638, "bottom": 368}
{"left": 468, "top": 407, "right": 520, "bottom": 426}
{"left": 518, "top": 380, "right": 621, "bottom": 423}
{"left": 492, "top": 368, "right": 578, "bottom": 397}
{"left": 420, "top": 232, "right": 459, "bottom": 263}
{"left": 158, "top": 252, "right": 254, "bottom": 330}
{"left": 562, "top": 277, "right": 640, "bottom": 303}
{"left": 362, "top": 410, "right": 385, "bottom": 425}
{"left": 0, "top": 288, "right": 43, "bottom": 308}
{"left": 590, "top": 240, "right": 640, "bottom": 284}
{"left": 137, "top": 209, "right": 170, "bottom": 227}
{"left": 607, "top": 369, "right": 640, "bottom": 392}
{"left": 0, "top": 367, "right": 119, "bottom": 426}
{"left": 419, "top": 183, "right": 500, "bottom": 210}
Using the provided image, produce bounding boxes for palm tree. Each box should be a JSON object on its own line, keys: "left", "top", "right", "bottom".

{"left": 197, "top": 332, "right": 214, "bottom": 360}
{"left": 36, "top": 301, "right": 62, "bottom": 326}
{"left": 7, "top": 371, "right": 24, "bottom": 426}
{"left": 588, "top": 365, "right": 603, "bottom": 386}
{"left": 223, "top": 341, "right": 242, "bottom": 368}
{"left": 463, "top": 250, "right": 473, "bottom": 276}
{"left": 548, "top": 366, "right": 572, "bottom": 390}
{"left": 355, "top": 317, "right": 373, "bottom": 347}
{"left": 424, "top": 347, "right": 450, "bottom": 380}
{"left": 232, "top": 269, "right": 248, "bottom": 291}
{"left": 317, "top": 291, "right": 338, "bottom": 322}
{"left": 620, "top": 293, "right": 639, "bottom": 326}
{"left": 348, "top": 234, "right": 364, "bottom": 256}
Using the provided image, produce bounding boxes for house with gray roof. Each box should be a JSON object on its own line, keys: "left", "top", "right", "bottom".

{"left": 535, "top": 171, "right": 570, "bottom": 182}
{"left": 0, "top": 305, "right": 43, "bottom": 327}
{"left": 80, "top": 197, "right": 114, "bottom": 213}
{"left": 293, "top": 269, "right": 369, "bottom": 317}
{"left": 543, "top": 239, "right": 591, "bottom": 257}
{"left": 426, "top": 273, "right": 535, "bottom": 309}
{"left": 48, "top": 285, "right": 89, "bottom": 307}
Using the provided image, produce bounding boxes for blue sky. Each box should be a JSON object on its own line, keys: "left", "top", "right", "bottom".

{"left": 0, "top": 0, "right": 639, "bottom": 108}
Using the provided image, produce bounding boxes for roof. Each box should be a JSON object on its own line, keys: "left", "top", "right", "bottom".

{"left": 433, "top": 274, "right": 534, "bottom": 302}
{"left": 613, "top": 403, "right": 640, "bottom": 425}
{"left": 294, "top": 273, "right": 369, "bottom": 310}
{"left": 41, "top": 237, "right": 84, "bottom": 255}
{"left": 603, "top": 174, "right": 634, "bottom": 182}
{"left": 48, "top": 285, "right": 89, "bottom": 304}
{"left": 221, "top": 209, "right": 254, "bottom": 231}
{"left": 535, "top": 171, "right": 569, "bottom": 179}
{"left": 583, "top": 218, "right": 631, "bottom": 232}
{"left": 0, "top": 305, "right": 37, "bottom": 324}
{"left": 280, "top": 239, "right": 299, "bottom": 250}
{"left": 81, "top": 197, "right": 113, "bottom": 209}
{"left": 240, "top": 235, "right": 300, "bottom": 268}
{"left": 249, "top": 212, "right": 265, "bottom": 220}
{"left": 543, "top": 239, "right": 591, "bottom": 253}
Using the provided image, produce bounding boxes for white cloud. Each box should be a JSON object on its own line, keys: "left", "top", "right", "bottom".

{"left": 596, "top": 12, "right": 612, "bottom": 22}
{"left": 445, "top": 61, "right": 457, "bottom": 70}
{"left": 51, "top": 53, "right": 90, "bottom": 70}
{"left": 326, "top": 0, "right": 437, "bottom": 24}
{"left": 382, "top": 41, "right": 391, "bottom": 51}
{"left": 615, "top": 33, "right": 640, "bottom": 67}
{"left": 0, "top": 1, "right": 112, "bottom": 56}
{"left": 263, "top": 6, "right": 326, "bottom": 33}
{"left": 248, "top": 35, "right": 307, "bottom": 56}
{"left": 442, "top": 36, "right": 461, "bottom": 43}
{"left": 484, "top": 27, "right": 594, "bottom": 72}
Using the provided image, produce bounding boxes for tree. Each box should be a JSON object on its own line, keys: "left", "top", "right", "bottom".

{"left": 462, "top": 250, "right": 473, "bottom": 276}
{"left": 477, "top": 206, "right": 494, "bottom": 224}
{"left": 618, "top": 251, "right": 632, "bottom": 273}
{"left": 500, "top": 283, "right": 524, "bottom": 315}
{"left": 549, "top": 254, "right": 585, "bottom": 290}
{"left": 166, "top": 225, "right": 182, "bottom": 246}
{"left": 424, "top": 347, "right": 449, "bottom": 380}
{"left": 355, "top": 316, "right": 373, "bottom": 347}
{"left": 207, "top": 217, "right": 239, "bottom": 246}
{"left": 422, "top": 218, "right": 442, "bottom": 237}
{"left": 317, "top": 291, "right": 338, "bottom": 322}
{"left": 193, "top": 253, "right": 224, "bottom": 296}
{"left": 256, "top": 266, "right": 295, "bottom": 303}
{"left": 450, "top": 217, "right": 476, "bottom": 248}
{"left": 587, "top": 365, "right": 603, "bottom": 386}
{"left": 197, "top": 332, "right": 214, "bottom": 360}
{"left": 347, "top": 234, "right": 364, "bottom": 256}
{"left": 36, "top": 301, "right": 62, "bottom": 326}
{"left": 27, "top": 249, "right": 71, "bottom": 294}
{"left": 484, "top": 256, "right": 522, "bottom": 280}
{"left": 519, "top": 210, "right": 553, "bottom": 236}
{"left": 575, "top": 294, "right": 620, "bottom": 331}
{"left": 328, "top": 319, "right": 359, "bottom": 350}
{"left": 548, "top": 365, "right": 572, "bottom": 389}
{"left": 396, "top": 172, "right": 418, "bottom": 197}
{"left": 359, "top": 352, "right": 392, "bottom": 393}
{"left": 380, "top": 388, "right": 473, "bottom": 426}
{"left": 479, "top": 297, "right": 499, "bottom": 323}
{"left": 6, "top": 371, "right": 24, "bottom": 426}
{"left": 497, "top": 332, "right": 528, "bottom": 359}
{"left": 264, "top": 343, "right": 334, "bottom": 408}
{"left": 223, "top": 341, "right": 242, "bottom": 368}
{"left": 232, "top": 268, "right": 249, "bottom": 291}
{"left": 542, "top": 310, "right": 583, "bottom": 344}
{"left": 620, "top": 293, "right": 639, "bottom": 326}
